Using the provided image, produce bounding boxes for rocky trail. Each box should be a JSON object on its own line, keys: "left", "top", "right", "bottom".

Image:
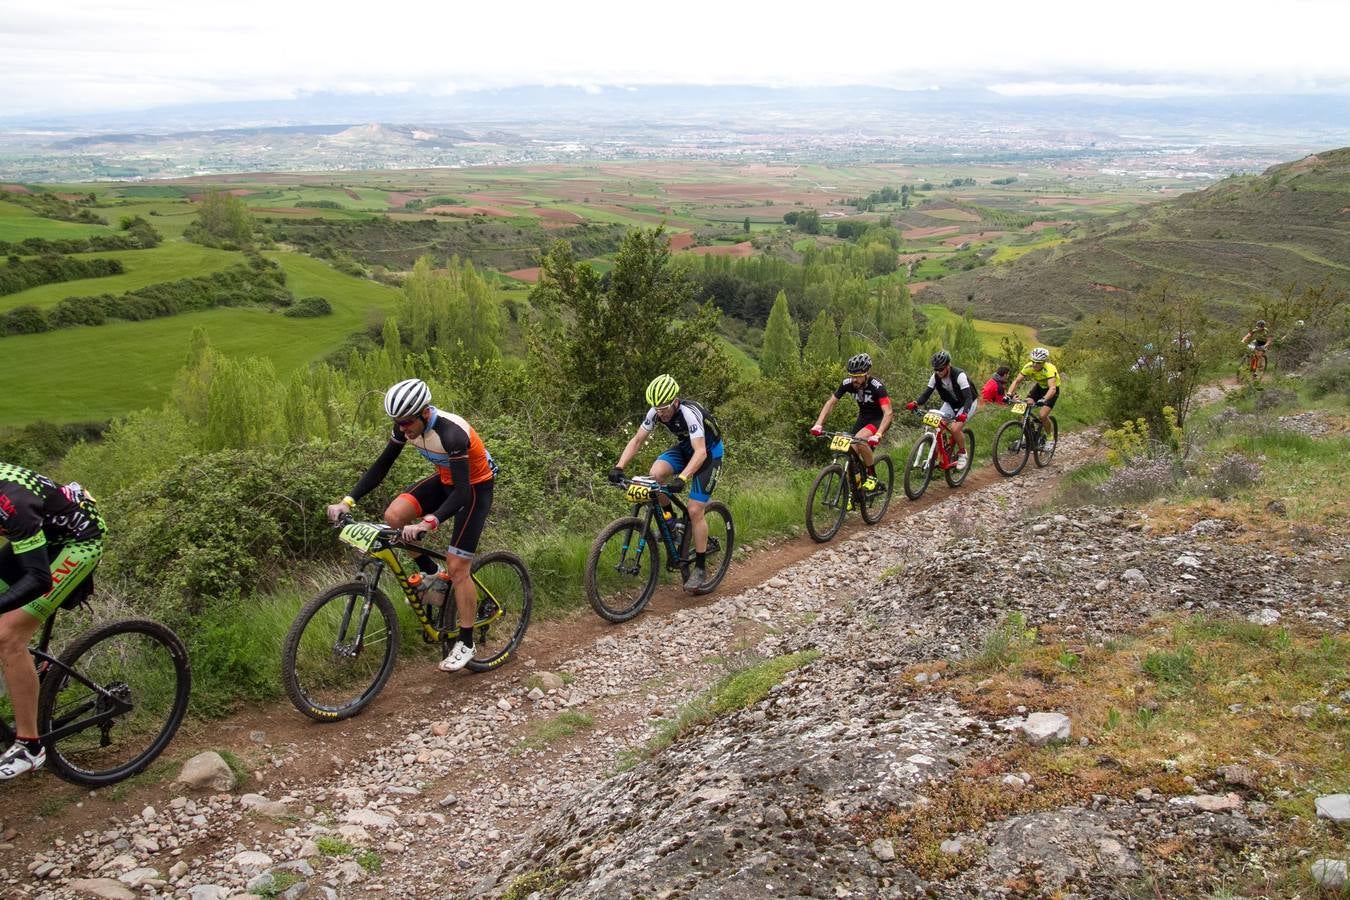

{"left": 2, "top": 428, "right": 1346, "bottom": 899}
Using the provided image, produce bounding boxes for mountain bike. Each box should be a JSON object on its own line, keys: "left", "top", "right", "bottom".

{"left": 804, "top": 431, "right": 894, "bottom": 542}
{"left": 992, "top": 396, "right": 1058, "bottom": 476}
{"left": 281, "top": 514, "right": 532, "bottom": 722}
{"left": 1240, "top": 344, "right": 1269, "bottom": 381}
{"left": 903, "top": 408, "right": 976, "bottom": 500}
{"left": 0, "top": 592, "right": 191, "bottom": 787}
{"left": 584, "top": 476, "right": 734, "bottom": 623}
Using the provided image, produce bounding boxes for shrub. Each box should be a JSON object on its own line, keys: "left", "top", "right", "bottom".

{"left": 1203, "top": 453, "right": 1261, "bottom": 500}
{"left": 283, "top": 296, "right": 333, "bottom": 318}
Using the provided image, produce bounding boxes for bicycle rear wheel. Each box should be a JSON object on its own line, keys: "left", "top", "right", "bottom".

{"left": 464, "top": 551, "right": 533, "bottom": 672}
{"left": 860, "top": 455, "right": 894, "bottom": 525}
{"left": 903, "top": 434, "right": 935, "bottom": 500}
{"left": 585, "top": 516, "right": 660, "bottom": 622}
{"left": 993, "top": 420, "right": 1030, "bottom": 477}
{"left": 38, "top": 619, "right": 191, "bottom": 787}
{"left": 945, "top": 429, "right": 975, "bottom": 487}
{"left": 1033, "top": 416, "right": 1059, "bottom": 468}
{"left": 805, "top": 463, "right": 848, "bottom": 542}
{"left": 281, "top": 582, "right": 399, "bottom": 722}
{"left": 682, "top": 500, "right": 735, "bottom": 596}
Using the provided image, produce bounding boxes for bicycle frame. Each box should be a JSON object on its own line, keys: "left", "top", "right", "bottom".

{"left": 614, "top": 479, "right": 693, "bottom": 570}
{"left": 334, "top": 519, "right": 505, "bottom": 647}
{"left": 819, "top": 431, "right": 871, "bottom": 495}
{"left": 1, "top": 614, "right": 133, "bottom": 746}
{"left": 916, "top": 410, "right": 960, "bottom": 470}
{"left": 1006, "top": 398, "right": 1043, "bottom": 445}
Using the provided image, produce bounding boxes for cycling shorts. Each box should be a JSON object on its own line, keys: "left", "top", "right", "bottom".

{"left": 400, "top": 476, "right": 494, "bottom": 560}
{"left": 852, "top": 413, "right": 884, "bottom": 436}
{"left": 0, "top": 538, "right": 102, "bottom": 621}
{"left": 939, "top": 401, "right": 978, "bottom": 420}
{"left": 656, "top": 442, "right": 724, "bottom": 503}
{"left": 1029, "top": 384, "right": 1058, "bottom": 408}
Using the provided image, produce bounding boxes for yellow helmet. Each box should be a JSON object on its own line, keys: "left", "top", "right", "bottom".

{"left": 645, "top": 374, "right": 679, "bottom": 407}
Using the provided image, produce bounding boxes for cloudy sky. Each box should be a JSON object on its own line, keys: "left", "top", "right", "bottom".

{"left": 3, "top": 0, "right": 1349, "bottom": 116}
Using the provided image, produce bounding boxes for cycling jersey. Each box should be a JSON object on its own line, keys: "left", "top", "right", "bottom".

{"left": 833, "top": 377, "right": 891, "bottom": 420}
{"left": 1247, "top": 329, "right": 1269, "bottom": 348}
{"left": 350, "top": 407, "right": 497, "bottom": 526}
{"left": 641, "top": 399, "right": 723, "bottom": 457}
{"left": 915, "top": 367, "right": 976, "bottom": 415}
{"left": 0, "top": 464, "right": 105, "bottom": 618}
{"left": 1019, "top": 361, "right": 1060, "bottom": 389}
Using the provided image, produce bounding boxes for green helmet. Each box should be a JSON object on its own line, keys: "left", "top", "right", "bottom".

{"left": 645, "top": 374, "right": 679, "bottom": 407}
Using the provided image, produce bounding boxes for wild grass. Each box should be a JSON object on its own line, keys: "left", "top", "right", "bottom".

{"left": 519, "top": 711, "right": 595, "bottom": 750}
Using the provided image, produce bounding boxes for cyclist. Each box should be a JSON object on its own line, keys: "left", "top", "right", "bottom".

{"left": 980, "top": 365, "right": 1011, "bottom": 405}
{"left": 809, "top": 353, "right": 893, "bottom": 491}
{"left": 1005, "top": 347, "right": 1059, "bottom": 445}
{"left": 0, "top": 465, "right": 106, "bottom": 779}
{"left": 1130, "top": 343, "right": 1163, "bottom": 373}
{"left": 1241, "top": 320, "right": 1271, "bottom": 369}
{"left": 326, "top": 379, "right": 498, "bottom": 674}
{"left": 904, "top": 350, "right": 976, "bottom": 470}
{"left": 609, "top": 375, "right": 724, "bottom": 592}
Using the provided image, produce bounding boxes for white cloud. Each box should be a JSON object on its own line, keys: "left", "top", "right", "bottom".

{"left": 3, "top": 0, "right": 1350, "bottom": 115}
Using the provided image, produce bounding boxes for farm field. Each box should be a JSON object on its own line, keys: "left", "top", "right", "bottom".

{"left": 920, "top": 304, "right": 1047, "bottom": 355}
{"left": 0, "top": 200, "right": 116, "bottom": 242}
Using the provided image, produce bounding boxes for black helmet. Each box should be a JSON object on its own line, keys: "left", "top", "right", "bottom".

{"left": 1255, "top": 320, "right": 1267, "bottom": 328}
{"left": 931, "top": 349, "right": 951, "bottom": 370}
{"left": 846, "top": 353, "right": 872, "bottom": 374}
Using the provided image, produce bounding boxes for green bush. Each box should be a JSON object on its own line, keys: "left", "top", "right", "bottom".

{"left": 283, "top": 296, "right": 333, "bottom": 318}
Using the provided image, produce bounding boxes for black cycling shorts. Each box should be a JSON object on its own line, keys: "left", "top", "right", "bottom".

{"left": 400, "top": 476, "right": 494, "bottom": 559}
{"left": 852, "top": 413, "right": 884, "bottom": 435}
{"left": 1029, "top": 384, "right": 1059, "bottom": 408}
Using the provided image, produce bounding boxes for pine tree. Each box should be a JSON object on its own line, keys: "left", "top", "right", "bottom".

{"left": 804, "top": 309, "right": 838, "bottom": 363}
{"left": 760, "top": 291, "right": 800, "bottom": 377}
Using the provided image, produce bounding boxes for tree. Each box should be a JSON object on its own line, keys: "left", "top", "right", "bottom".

{"left": 528, "top": 228, "right": 729, "bottom": 431}
{"left": 874, "top": 280, "right": 913, "bottom": 343}
{"left": 804, "top": 309, "right": 838, "bottom": 363}
{"left": 794, "top": 210, "right": 821, "bottom": 235}
{"left": 743, "top": 217, "right": 751, "bottom": 234}
{"left": 760, "top": 291, "right": 800, "bottom": 377}
{"left": 187, "top": 190, "right": 254, "bottom": 247}
{"left": 399, "top": 255, "right": 501, "bottom": 361}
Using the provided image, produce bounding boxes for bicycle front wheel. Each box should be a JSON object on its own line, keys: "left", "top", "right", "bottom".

{"left": 38, "top": 619, "right": 191, "bottom": 787}
{"left": 993, "top": 420, "right": 1030, "bottom": 477}
{"left": 585, "top": 516, "right": 660, "bottom": 622}
{"left": 464, "top": 551, "right": 533, "bottom": 673}
{"left": 682, "top": 500, "right": 735, "bottom": 596}
{"left": 805, "top": 463, "right": 848, "bottom": 542}
{"left": 860, "top": 455, "right": 894, "bottom": 525}
{"left": 945, "top": 429, "right": 975, "bottom": 487}
{"left": 281, "top": 582, "right": 399, "bottom": 722}
{"left": 903, "top": 434, "right": 935, "bottom": 500}
{"left": 1033, "top": 416, "right": 1059, "bottom": 468}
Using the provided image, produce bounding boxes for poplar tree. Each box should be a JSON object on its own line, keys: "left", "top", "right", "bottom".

{"left": 804, "top": 310, "right": 838, "bottom": 363}
{"left": 760, "top": 290, "right": 800, "bottom": 377}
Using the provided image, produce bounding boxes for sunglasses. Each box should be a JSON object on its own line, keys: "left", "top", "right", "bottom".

{"left": 395, "top": 415, "right": 420, "bottom": 428}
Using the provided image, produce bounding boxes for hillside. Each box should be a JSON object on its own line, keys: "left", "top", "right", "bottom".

{"left": 921, "top": 148, "right": 1350, "bottom": 337}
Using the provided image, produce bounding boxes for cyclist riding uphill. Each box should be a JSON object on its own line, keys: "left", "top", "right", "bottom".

{"left": 1005, "top": 347, "right": 1060, "bottom": 443}
{"left": 904, "top": 350, "right": 977, "bottom": 471}
{"left": 1242, "top": 320, "right": 1271, "bottom": 352}
{"left": 809, "top": 353, "right": 893, "bottom": 491}
{"left": 326, "top": 379, "right": 498, "bottom": 674}
{"left": 0, "top": 465, "right": 105, "bottom": 779}
{"left": 609, "top": 374, "right": 724, "bottom": 593}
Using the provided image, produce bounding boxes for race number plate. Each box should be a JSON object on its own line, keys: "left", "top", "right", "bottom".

{"left": 625, "top": 483, "right": 652, "bottom": 503}
{"left": 338, "top": 522, "right": 382, "bottom": 552}
{"left": 1011, "top": 402, "right": 1027, "bottom": 414}
{"left": 923, "top": 411, "right": 944, "bottom": 428}
{"left": 830, "top": 435, "right": 852, "bottom": 452}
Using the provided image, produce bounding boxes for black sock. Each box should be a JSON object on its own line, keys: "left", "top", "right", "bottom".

{"left": 695, "top": 552, "right": 706, "bottom": 570}
{"left": 416, "top": 554, "right": 439, "bottom": 576}
{"left": 17, "top": 736, "right": 41, "bottom": 755}
{"left": 458, "top": 625, "right": 474, "bottom": 648}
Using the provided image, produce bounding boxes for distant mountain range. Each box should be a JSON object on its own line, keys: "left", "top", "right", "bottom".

{"left": 3, "top": 85, "right": 1349, "bottom": 182}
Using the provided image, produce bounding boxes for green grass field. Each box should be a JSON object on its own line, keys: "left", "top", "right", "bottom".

{"left": 920, "top": 303, "right": 1046, "bottom": 354}
{"left": 0, "top": 253, "right": 400, "bottom": 426}
{"left": 0, "top": 201, "right": 117, "bottom": 242}
{"left": 1, "top": 243, "right": 240, "bottom": 311}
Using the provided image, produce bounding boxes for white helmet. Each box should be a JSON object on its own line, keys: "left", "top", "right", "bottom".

{"left": 1030, "top": 347, "right": 1050, "bottom": 363}
{"left": 384, "top": 379, "right": 431, "bottom": 420}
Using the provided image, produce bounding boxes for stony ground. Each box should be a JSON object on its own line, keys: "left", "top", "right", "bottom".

{"left": 2, "top": 428, "right": 1345, "bottom": 899}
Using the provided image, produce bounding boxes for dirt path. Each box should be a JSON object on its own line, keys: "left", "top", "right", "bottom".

{"left": 0, "top": 438, "right": 1097, "bottom": 896}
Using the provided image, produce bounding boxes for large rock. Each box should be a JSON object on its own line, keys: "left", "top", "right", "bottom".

{"left": 68, "top": 879, "right": 137, "bottom": 900}
{"left": 1020, "top": 712, "right": 1072, "bottom": 746}
{"left": 230, "top": 851, "right": 274, "bottom": 875}
{"left": 174, "top": 751, "right": 237, "bottom": 792}
{"left": 1315, "top": 793, "right": 1350, "bottom": 824}
{"left": 1312, "top": 859, "right": 1347, "bottom": 890}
